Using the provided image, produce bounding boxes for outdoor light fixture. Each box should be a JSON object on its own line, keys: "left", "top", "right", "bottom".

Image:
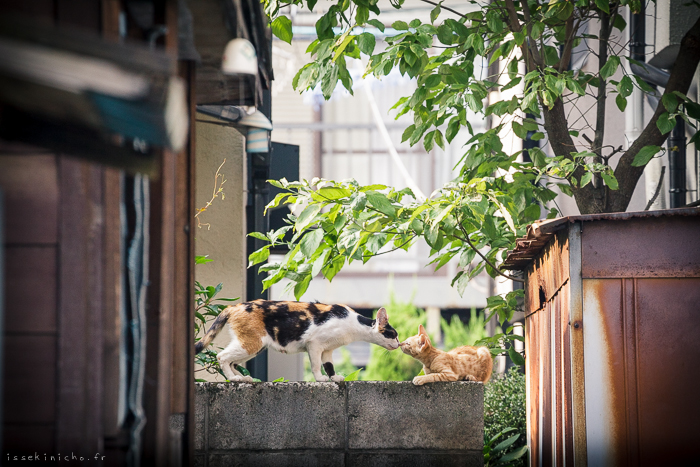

{"left": 222, "top": 38, "right": 258, "bottom": 75}
{"left": 240, "top": 110, "right": 272, "bottom": 153}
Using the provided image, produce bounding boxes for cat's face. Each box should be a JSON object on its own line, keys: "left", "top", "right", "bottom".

{"left": 369, "top": 307, "right": 400, "bottom": 350}
{"left": 399, "top": 324, "right": 431, "bottom": 357}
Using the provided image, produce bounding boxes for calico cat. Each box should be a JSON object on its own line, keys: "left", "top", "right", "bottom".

{"left": 399, "top": 324, "right": 493, "bottom": 385}
{"left": 195, "top": 299, "right": 400, "bottom": 382}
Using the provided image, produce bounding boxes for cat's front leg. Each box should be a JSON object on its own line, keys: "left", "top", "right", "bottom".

{"left": 307, "top": 345, "right": 329, "bottom": 382}
{"left": 413, "top": 372, "right": 459, "bottom": 385}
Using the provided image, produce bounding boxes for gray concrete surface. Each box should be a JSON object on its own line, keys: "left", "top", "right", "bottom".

{"left": 196, "top": 381, "right": 484, "bottom": 466}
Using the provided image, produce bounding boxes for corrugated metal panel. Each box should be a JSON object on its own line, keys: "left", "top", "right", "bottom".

{"left": 503, "top": 207, "right": 700, "bottom": 271}
{"left": 521, "top": 213, "right": 700, "bottom": 467}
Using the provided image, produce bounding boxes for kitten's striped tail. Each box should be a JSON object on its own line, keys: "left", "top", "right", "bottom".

{"left": 194, "top": 306, "right": 233, "bottom": 354}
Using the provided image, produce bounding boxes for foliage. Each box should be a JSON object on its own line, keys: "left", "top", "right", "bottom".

{"left": 265, "top": 0, "right": 700, "bottom": 214}
{"left": 194, "top": 255, "right": 241, "bottom": 382}
{"left": 484, "top": 427, "right": 529, "bottom": 467}
{"left": 484, "top": 367, "right": 527, "bottom": 466}
{"left": 441, "top": 307, "right": 487, "bottom": 350}
{"left": 362, "top": 295, "right": 427, "bottom": 381}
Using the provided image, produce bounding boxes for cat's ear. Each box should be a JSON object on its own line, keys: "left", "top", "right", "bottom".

{"left": 376, "top": 307, "right": 388, "bottom": 327}
{"left": 418, "top": 333, "right": 427, "bottom": 349}
{"left": 418, "top": 324, "right": 427, "bottom": 336}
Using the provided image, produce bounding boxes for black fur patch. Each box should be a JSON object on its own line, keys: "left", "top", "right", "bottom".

{"left": 195, "top": 341, "right": 205, "bottom": 354}
{"left": 381, "top": 324, "right": 398, "bottom": 340}
{"left": 312, "top": 304, "right": 349, "bottom": 325}
{"left": 244, "top": 302, "right": 255, "bottom": 312}
{"left": 323, "top": 362, "right": 336, "bottom": 377}
{"left": 357, "top": 315, "right": 376, "bottom": 327}
{"left": 262, "top": 302, "right": 311, "bottom": 347}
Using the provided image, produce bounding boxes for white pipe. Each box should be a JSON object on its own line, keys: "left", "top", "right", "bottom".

{"left": 363, "top": 83, "right": 427, "bottom": 201}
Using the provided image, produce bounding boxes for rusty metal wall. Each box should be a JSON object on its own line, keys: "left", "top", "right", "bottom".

{"left": 582, "top": 278, "right": 700, "bottom": 466}
{"left": 524, "top": 213, "right": 700, "bottom": 467}
{"left": 525, "top": 229, "right": 578, "bottom": 467}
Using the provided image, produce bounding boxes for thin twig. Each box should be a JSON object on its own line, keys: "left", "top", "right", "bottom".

{"left": 455, "top": 224, "right": 525, "bottom": 283}
{"left": 644, "top": 166, "right": 666, "bottom": 211}
{"left": 195, "top": 159, "right": 227, "bottom": 229}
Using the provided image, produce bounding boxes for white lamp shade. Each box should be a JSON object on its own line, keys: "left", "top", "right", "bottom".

{"left": 222, "top": 38, "right": 258, "bottom": 75}
{"left": 239, "top": 110, "right": 272, "bottom": 130}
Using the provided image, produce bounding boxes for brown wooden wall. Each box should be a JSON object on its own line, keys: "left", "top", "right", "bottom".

{"left": 0, "top": 0, "right": 196, "bottom": 465}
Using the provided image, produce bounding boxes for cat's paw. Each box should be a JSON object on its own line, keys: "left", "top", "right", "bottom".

{"left": 331, "top": 375, "right": 345, "bottom": 382}
{"left": 314, "top": 375, "right": 330, "bottom": 382}
{"left": 229, "top": 375, "right": 254, "bottom": 383}
{"left": 412, "top": 376, "right": 425, "bottom": 386}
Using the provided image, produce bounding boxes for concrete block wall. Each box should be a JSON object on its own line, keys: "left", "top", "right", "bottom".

{"left": 195, "top": 381, "right": 484, "bottom": 467}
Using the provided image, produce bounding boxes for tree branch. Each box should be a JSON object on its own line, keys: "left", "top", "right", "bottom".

{"left": 418, "top": 0, "right": 468, "bottom": 20}
{"left": 455, "top": 226, "right": 525, "bottom": 283}
{"left": 609, "top": 15, "right": 700, "bottom": 212}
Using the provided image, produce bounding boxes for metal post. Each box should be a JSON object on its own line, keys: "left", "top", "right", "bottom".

{"left": 245, "top": 83, "right": 272, "bottom": 381}
{"left": 668, "top": 117, "right": 687, "bottom": 208}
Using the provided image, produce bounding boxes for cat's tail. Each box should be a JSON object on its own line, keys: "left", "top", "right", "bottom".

{"left": 195, "top": 306, "right": 233, "bottom": 354}
{"left": 478, "top": 346, "right": 494, "bottom": 383}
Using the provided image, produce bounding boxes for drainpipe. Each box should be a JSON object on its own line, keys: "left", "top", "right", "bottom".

{"left": 668, "top": 119, "right": 687, "bottom": 207}
{"left": 629, "top": 6, "right": 668, "bottom": 209}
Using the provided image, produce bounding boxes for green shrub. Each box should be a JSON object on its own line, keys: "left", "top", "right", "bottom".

{"left": 484, "top": 367, "right": 527, "bottom": 466}
{"left": 441, "top": 308, "right": 487, "bottom": 349}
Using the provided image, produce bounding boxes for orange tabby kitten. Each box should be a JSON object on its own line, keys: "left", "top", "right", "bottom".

{"left": 400, "top": 324, "right": 493, "bottom": 385}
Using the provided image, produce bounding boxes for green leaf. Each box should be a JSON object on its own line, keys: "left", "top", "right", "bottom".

{"left": 195, "top": 255, "right": 213, "bottom": 265}
{"left": 580, "top": 172, "right": 593, "bottom": 187}
{"left": 616, "top": 94, "right": 627, "bottom": 112}
{"left": 430, "top": 5, "right": 441, "bottom": 23}
{"left": 344, "top": 367, "right": 363, "bottom": 381}
{"left": 498, "top": 445, "right": 528, "bottom": 463}
{"left": 248, "top": 246, "right": 270, "bottom": 266}
{"left": 595, "top": 0, "right": 610, "bottom": 14}
{"left": 271, "top": 16, "right": 293, "bottom": 44}
{"left": 437, "top": 24, "right": 453, "bottom": 45}
{"left": 316, "top": 186, "right": 351, "bottom": 200}
{"left": 686, "top": 101, "right": 700, "bottom": 120}
{"left": 530, "top": 21, "right": 544, "bottom": 40}
{"left": 248, "top": 232, "right": 268, "bottom": 241}
{"left": 631, "top": 145, "right": 661, "bottom": 167}
{"left": 295, "top": 203, "right": 322, "bottom": 231}
{"left": 493, "top": 433, "right": 520, "bottom": 453}
{"left": 366, "top": 191, "right": 397, "bottom": 218}
{"left": 300, "top": 228, "right": 324, "bottom": 258}
{"left": 358, "top": 32, "right": 376, "bottom": 56}
{"left": 618, "top": 75, "right": 633, "bottom": 98}
{"left": 662, "top": 93, "right": 679, "bottom": 113}
{"left": 367, "top": 19, "right": 385, "bottom": 32}
{"left": 601, "top": 173, "right": 618, "bottom": 190}
{"left": 294, "top": 275, "right": 312, "bottom": 300}
{"left": 508, "top": 347, "right": 525, "bottom": 366}
{"left": 393, "top": 20, "right": 409, "bottom": 30}
{"left": 600, "top": 56, "right": 620, "bottom": 80}
{"left": 656, "top": 112, "right": 676, "bottom": 134}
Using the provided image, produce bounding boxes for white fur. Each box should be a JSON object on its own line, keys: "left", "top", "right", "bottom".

{"left": 218, "top": 307, "right": 399, "bottom": 382}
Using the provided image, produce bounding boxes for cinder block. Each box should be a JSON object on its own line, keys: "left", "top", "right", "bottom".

{"left": 208, "top": 452, "right": 345, "bottom": 467}
{"left": 207, "top": 382, "right": 345, "bottom": 450}
{"left": 348, "top": 452, "right": 483, "bottom": 467}
{"left": 347, "top": 381, "right": 483, "bottom": 450}
{"left": 195, "top": 383, "right": 208, "bottom": 451}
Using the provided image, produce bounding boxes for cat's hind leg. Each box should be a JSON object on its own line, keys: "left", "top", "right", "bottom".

{"left": 321, "top": 349, "right": 344, "bottom": 382}
{"left": 307, "top": 344, "right": 329, "bottom": 382}
{"left": 217, "top": 337, "right": 259, "bottom": 382}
